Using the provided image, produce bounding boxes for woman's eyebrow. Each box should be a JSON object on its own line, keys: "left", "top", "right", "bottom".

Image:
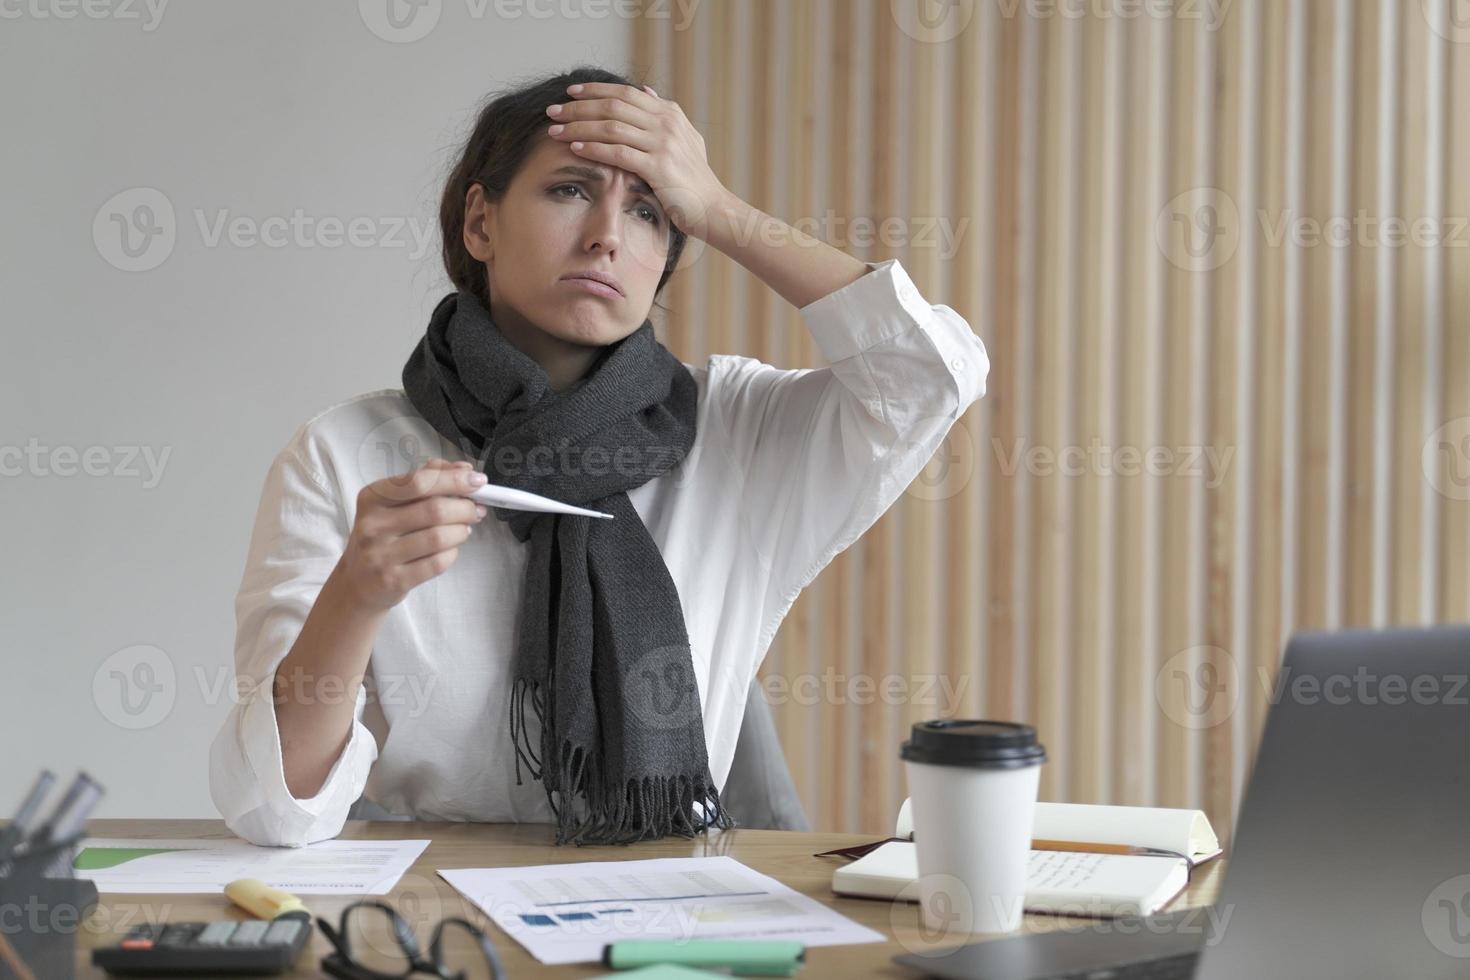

{"left": 549, "top": 164, "right": 654, "bottom": 197}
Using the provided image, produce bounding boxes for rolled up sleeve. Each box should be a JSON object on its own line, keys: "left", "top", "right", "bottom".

{"left": 207, "top": 436, "right": 379, "bottom": 847}
{"left": 709, "top": 257, "right": 990, "bottom": 655}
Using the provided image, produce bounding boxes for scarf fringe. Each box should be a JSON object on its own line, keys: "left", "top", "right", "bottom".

{"left": 510, "top": 674, "right": 547, "bottom": 783}
{"left": 510, "top": 676, "right": 737, "bottom": 846}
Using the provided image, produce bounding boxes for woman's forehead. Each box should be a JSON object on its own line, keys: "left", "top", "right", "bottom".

{"left": 528, "top": 141, "right": 651, "bottom": 194}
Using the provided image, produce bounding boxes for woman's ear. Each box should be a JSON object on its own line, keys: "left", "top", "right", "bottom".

{"left": 463, "top": 183, "right": 494, "bottom": 263}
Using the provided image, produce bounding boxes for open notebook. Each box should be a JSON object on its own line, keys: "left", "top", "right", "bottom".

{"left": 832, "top": 842, "right": 1189, "bottom": 918}
{"left": 830, "top": 800, "right": 1221, "bottom": 918}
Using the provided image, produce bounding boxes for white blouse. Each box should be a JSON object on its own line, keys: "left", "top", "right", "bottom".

{"left": 208, "top": 258, "right": 990, "bottom": 847}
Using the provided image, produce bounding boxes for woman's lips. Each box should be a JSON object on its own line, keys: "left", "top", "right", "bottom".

{"left": 561, "top": 277, "right": 621, "bottom": 299}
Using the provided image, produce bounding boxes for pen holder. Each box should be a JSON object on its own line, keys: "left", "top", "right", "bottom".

{"left": 0, "top": 838, "right": 98, "bottom": 980}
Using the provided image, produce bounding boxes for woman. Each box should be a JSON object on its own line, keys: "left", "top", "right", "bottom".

{"left": 208, "top": 66, "right": 989, "bottom": 847}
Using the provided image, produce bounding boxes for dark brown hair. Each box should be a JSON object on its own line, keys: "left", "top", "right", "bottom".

{"left": 439, "top": 65, "right": 687, "bottom": 314}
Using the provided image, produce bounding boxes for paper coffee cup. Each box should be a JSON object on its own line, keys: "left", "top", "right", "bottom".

{"left": 900, "top": 720, "right": 1046, "bottom": 936}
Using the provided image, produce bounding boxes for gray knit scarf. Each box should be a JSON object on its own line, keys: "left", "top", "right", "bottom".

{"left": 401, "top": 289, "right": 734, "bottom": 846}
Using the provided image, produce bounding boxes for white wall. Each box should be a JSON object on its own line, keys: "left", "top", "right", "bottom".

{"left": 0, "top": 0, "right": 629, "bottom": 819}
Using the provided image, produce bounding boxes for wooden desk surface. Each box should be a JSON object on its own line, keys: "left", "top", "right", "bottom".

{"left": 62, "top": 819, "right": 1225, "bottom": 978}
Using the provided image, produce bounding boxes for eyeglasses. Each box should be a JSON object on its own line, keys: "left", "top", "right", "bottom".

{"left": 316, "top": 900, "right": 506, "bottom": 980}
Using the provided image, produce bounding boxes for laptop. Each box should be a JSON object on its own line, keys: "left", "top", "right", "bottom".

{"left": 894, "top": 624, "right": 1470, "bottom": 979}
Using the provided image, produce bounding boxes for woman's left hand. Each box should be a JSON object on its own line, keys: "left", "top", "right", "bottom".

{"left": 545, "top": 82, "right": 733, "bottom": 241}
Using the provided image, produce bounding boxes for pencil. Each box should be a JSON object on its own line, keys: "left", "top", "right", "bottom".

{"left": 1031, "top": 839, "right": 1157, "bottom": 857}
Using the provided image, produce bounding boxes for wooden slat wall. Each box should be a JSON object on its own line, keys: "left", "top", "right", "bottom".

{"left": 633, "top": 0, "right": 1470, "bottom": 845}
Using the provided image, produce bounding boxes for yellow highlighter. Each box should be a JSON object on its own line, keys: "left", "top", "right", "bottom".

{"left": 224, "top": 878, "right": 311, "bottom": 921}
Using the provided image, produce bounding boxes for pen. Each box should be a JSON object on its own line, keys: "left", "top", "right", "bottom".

{"left": 0, "top": 770, "right": 55, "bottom": 860}
{"left": 603, "top": 939, "right": 805, "bottom": 977}
{"left": 1031, "top": 839, "right": 1189, "bottom": 861}
{"left": 28, "top": 771, "right": 104, "bottom": 848}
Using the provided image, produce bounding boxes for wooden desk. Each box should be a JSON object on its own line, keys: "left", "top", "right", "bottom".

{"left": 64, "top": 819, "right": 1224, "bottom": 978}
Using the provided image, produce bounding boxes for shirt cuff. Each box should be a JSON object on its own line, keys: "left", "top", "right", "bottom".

{"left": 798, "top": 257, "right": 991, "bottom": 415}
{"left": 798, "top": 258, "right": 936, "bottom": 364}
{"left": 239, "top": 682, "right": 377, "bottom": 842}
{"left": 925, "top": 305, "right": 992, "bottom": 411}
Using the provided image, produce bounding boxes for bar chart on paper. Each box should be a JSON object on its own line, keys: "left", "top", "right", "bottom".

{"left": 438, "top": 856, "right": 884, "bottom": 965}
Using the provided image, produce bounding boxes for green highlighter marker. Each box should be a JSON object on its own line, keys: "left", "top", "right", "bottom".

{"left": 602, "top": 939, "right": 806, "bottom": 976}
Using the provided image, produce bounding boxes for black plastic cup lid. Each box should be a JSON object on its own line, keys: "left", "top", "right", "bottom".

{"left": 900, "top": 720, "right": 1047, "bottom": 769}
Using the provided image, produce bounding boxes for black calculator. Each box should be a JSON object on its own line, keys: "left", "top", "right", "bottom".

{"left": 92, "top": 915, "right": 312, "bottom": 975}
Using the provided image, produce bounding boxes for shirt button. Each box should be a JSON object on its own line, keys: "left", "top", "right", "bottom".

{"left": 951, "top": 357, "right": 965, "bottom": 371}
{"left": 900, "top": 284, "right": 917, "bottom": 303}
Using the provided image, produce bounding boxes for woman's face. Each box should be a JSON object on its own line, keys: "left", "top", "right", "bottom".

{"left": 463, "top": 135, "right": 670, "bottom": 350}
